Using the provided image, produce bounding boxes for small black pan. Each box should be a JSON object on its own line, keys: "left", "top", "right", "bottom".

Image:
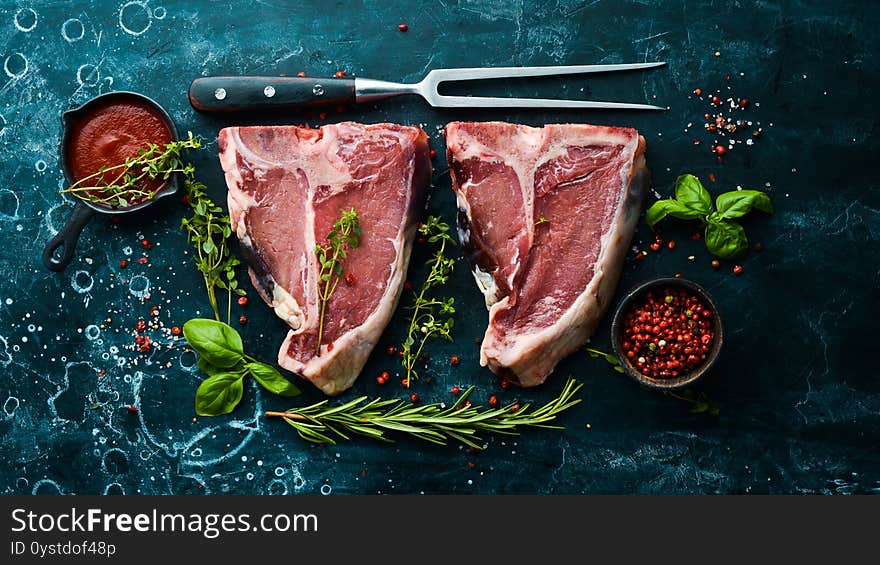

{"left": 42, "top": 91, "right": 180, "bottom": 272}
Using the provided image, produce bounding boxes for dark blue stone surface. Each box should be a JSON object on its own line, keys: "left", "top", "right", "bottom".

{"left": 0, "top": 0, "right": 877, "bottom": 495}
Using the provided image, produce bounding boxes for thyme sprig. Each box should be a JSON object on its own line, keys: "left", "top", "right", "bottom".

{"left": 265, "top": 377, "right": 582, "bottom": 448}
{"left": 180, "top": 179, "right": 245, "bottom": 324}
{"left": 401, "top": 216, "right": 456, "bottom": 386}
{"left": 315, "top": 208, "right": 361, "bottom": 355}
{"left": 61, "top": 132, "right": 201, "bottom": 208}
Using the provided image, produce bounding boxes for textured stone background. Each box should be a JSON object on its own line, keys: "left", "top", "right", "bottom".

{"left": 0, "top": 0, "right": 877, "bottom": 494}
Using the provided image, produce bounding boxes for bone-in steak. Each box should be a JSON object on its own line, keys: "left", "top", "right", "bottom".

{"left": 446, "top": 121, "right": 648, "bottom": 387}
{"left": 219, "top": 122, "right": 431, "bottom": 395}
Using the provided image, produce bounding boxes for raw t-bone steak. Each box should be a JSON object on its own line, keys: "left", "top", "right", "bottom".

{"left": 219, "top": 122, "right": 431, "bottom": 395}
{"left": 446, "top": 121, "right": 648, "bottom": 387}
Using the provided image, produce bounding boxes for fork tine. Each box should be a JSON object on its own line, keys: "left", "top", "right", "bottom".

{"left": 425, "top": 62, "right": 665, "bottom": 83}
{"left": 431, "top": 95, "right": 667, "bottom": 111}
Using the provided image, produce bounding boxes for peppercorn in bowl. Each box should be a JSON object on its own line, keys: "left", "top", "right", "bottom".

{"left": 611, "top": 277, "right": 723, "bottom": 390}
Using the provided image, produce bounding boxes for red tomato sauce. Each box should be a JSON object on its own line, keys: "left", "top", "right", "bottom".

{"left": 65, "top": 97, "right": 173, "bottom": 207}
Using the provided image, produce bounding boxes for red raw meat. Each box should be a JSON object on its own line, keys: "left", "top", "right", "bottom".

{"left": 219, "top": 122, "right": 431, "bottom": 395}
{"left": 446, "top": 121, "right": 648, "bottom": 386}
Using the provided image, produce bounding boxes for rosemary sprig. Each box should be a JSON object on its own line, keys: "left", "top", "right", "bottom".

{"left": 314, "top": 208, "right": 361, "bottom": 355}
{"left": 61, "top": 132, "right": 201, "bottom": 208}
{"left": 401, "top": 216, "right": 456, "bottom": 386}
{"left": 180, "top": 178, "right": 245, "bottom": 324}
{"left": 265, "top": 377, "right": 582, "bottom": 448}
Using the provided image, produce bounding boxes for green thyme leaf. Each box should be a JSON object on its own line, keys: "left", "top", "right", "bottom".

{"left": 400, "top": 215, "right": 456, "bottom": 386}
{"left": 314, "top": 208, "right": 361, "bottom": 355}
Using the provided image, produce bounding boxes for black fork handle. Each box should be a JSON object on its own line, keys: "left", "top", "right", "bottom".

{"left": 189, "top": 76, "right": 356, "bottom": 112}
{"left": 42, "top": 201, "right": 96, "bottom": 272}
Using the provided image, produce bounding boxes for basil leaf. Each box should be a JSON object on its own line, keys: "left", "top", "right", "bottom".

{"left": 645, "top": 199, "right": 704, "bottom": 230}
{"left": 716, "top": 190, "right": 774, "bottom": 219}
{"left": 183, "top": 319, "right": 244, "bottom": 369}
{"left": 674, "top": 174, "right": 714, "bottom": 216}
{"left": 195, "top": 373, "right": 244, "bottom": 416}
{"left": 247, "top": 362, "right": 301, "bottom": 397}
{"left": 705, "top": 217, "right": 748, "bottom": 259}
{"left": 197, "top": 357, "right": 226, "bottom": 377}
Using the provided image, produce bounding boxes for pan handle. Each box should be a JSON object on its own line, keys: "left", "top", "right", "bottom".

{"left": 42, "top": 201, "right": 96, "bottom": 272}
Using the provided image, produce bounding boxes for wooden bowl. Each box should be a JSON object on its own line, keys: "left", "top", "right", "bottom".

{"left": 610, "top": 277, "right": 723, "bottom": 390}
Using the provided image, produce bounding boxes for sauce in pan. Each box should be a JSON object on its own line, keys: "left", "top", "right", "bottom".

{"left": 65, "top": 97, "right": 174, "bottom": 207}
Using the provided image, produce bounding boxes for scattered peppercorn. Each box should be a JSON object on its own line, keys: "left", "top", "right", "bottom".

{"left": 667, "top": 240, "right": 676, "bottom": 250}
{"left": 711, "top": 259, "right": 721, "bottom": 269}
{"left": 238, "top": 296, "right": 248, "bottom": 306}
{"left": 137, "top": 257, "right": 148, "bottom": 265}
{"left": 119, "top": 259, "right": 127, "bottom": 268}
{"left": 733, "top": 264, "right": 743, "bottom": 275}
{"left": 334, "top": 70, "right": 346, "bottom": 78}
{"left": 410, "top": 393, "right": 419, "bottom": 403}
{"left": 450, "top": 355, "right": 460, "bottom": 366}
{"left": 429, "top": 149, "right": 436, "bottom": 158}
{"left": 386, "top": 346, "right": 397, "bottom": 356}
{"left": 691, "top": 232, "right": 702, "bottom": 241}
{"left": 239, "top": 315, "right": 247, "bottom": 325}
{"left": 127, "top": 405, "right": 138, "bottom": 413}
{"left": 171, "top": 326, "right": 181, "bottom": 335}
{"left": 141, "top": 239, "right": 151, "bottom": 249}
{"left": 694, "top": 88, "right": 702, "bottom": 96}
{"left": 135, "top": 320, "right": 146, "bottom": 333}
{"left": 403, "top": 280, "right": 412, "bottom": 291}
{"left": 711, "top": 95, "right": 721, "bottom": 105}
{"left": 500, "top": 380, "right": 510, "bottom": 389}
{"left": 397, "top": 23, "right": 409, "bottom": 32}
{"left": 344, "top": 273, "right": 356, "bottom": 286}
{"left": 650, "top": 242, "right": 661, "bottom": 252}
{"left": 488, "top": 395, "right": 499, "bottom": 408}
{"left": 451, "top": 386, "right": 460, "bottom": 395}
{"left": 327, "top": 342, "right": 334, "bottom": 352}
{"left": 297, "top": 71, "right": 306, "bottom": 77}
{"left": 715, "top": 145, "right": 727, "bottom": 155}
